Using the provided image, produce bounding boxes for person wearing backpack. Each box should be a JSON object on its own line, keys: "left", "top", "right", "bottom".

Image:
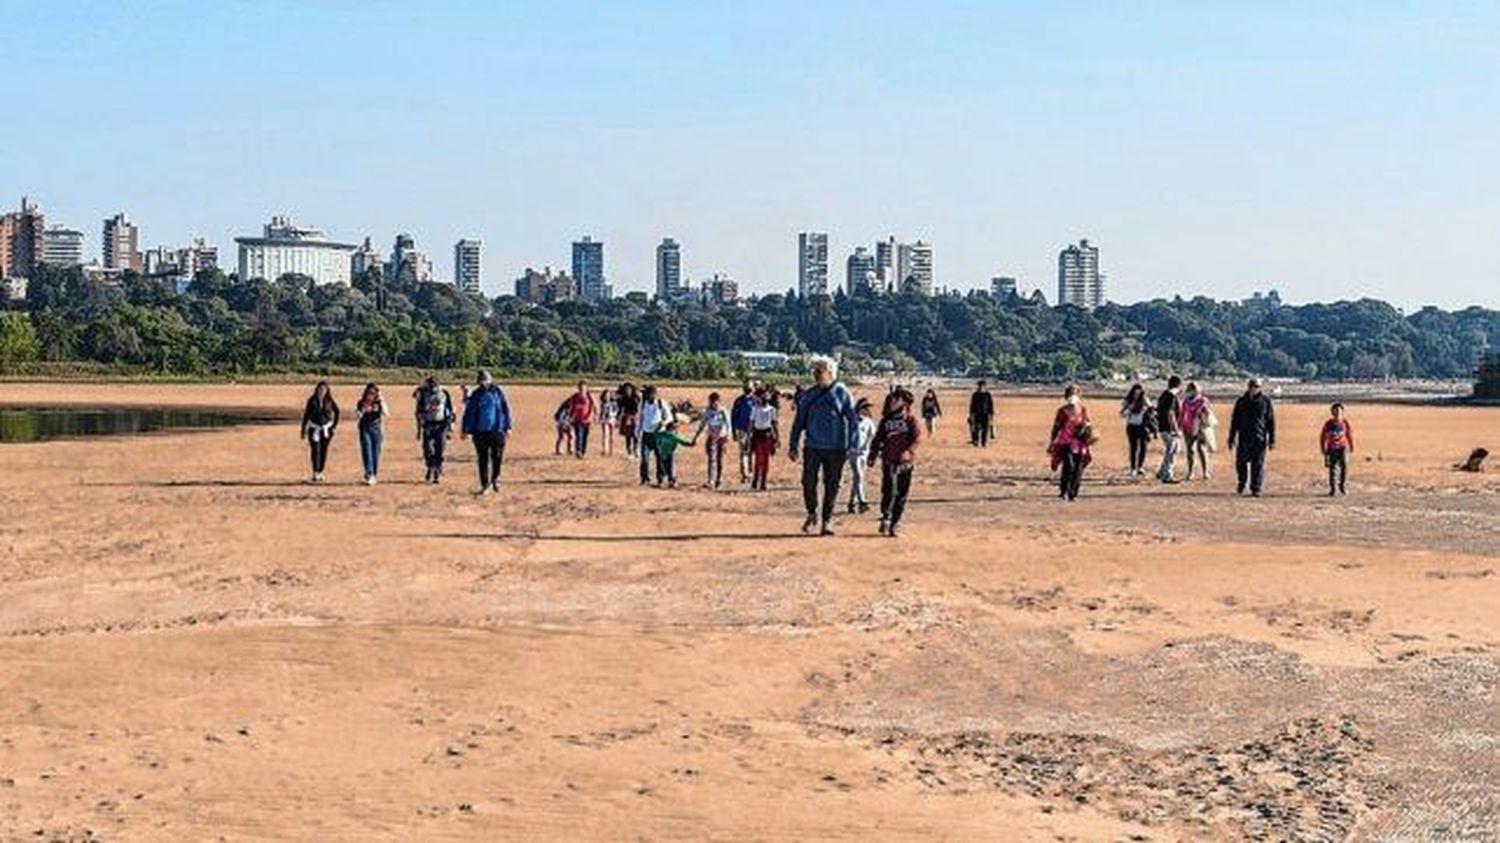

{"left": 413, "top": 376, "right": 456, "bottom": 484}
{"left": 635, "top": 384, "right": 673, "bottom": 486}
{"left": 788, "top": 357, "right": 861, "bottom": 536}
{"left": 870, "top": 389, "right": 922, "bottom": 537}
{"left": 460, "top": 370, "right": 513, "bottom": 495}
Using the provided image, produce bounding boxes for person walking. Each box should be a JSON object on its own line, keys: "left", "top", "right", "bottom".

{"left": 696, "top": 391, "right": 732, "bottom": 488}
{"left": 460, "top": 370, "right": 513, "bottom": 495}
{"left": 598, "top": 389, "right": 619, "bottom": 457}
{"left": 299, "top": 381, "right": 340, "bottom": 483}
{"left": 748, "top": 386, "right": 779, "bottom": 491}
{"left": 566, "top": 381, "right": 596, "bottom": 458}
{"left": 1319, "top": 402, "right": 1355, "bottom": 496}
{"left": 1049, "top": 384, "right": 1094, "bottom": 501}
{"left": 968, "top": 380, "right": 996, "bottom": 447}
{"left": 617, "top": 383, "right": 641, "bottom": 457}
{"left": 871, "top": 388, "right": 922, "bottom": 537}
{"left": 413, "top": 376, "right": 456, "bottom": 484}
{"left": 920, "top": 388, "right": 943, "bottom": 437}
{"left": 731, "top": 381, "right": 756, "bottom": 483}
{"left": 354, "top": 383, "right": 387, "bottom": 486}
{"left": 653, "top": 420, "right": 696, "bottom": 488}
{"left": 552, "top": 398, "right": 573, "bottom": 456}
{"left": 788, "top": 357, "right": 861, "bottom": 536}
{"left": 1180, "top": 381, "right": 1216, "bottom": 481}
{"left": 1155, "top": 375, "right": 1184, "bottom": 483}
{"left": 846, "top": 398, "right": 876, "bottom": 514}
{"left": 635, "top": 384, "right": 673, "bottom": 485}
{"left": 1119, "top": 383, "right": 1153, "bottom": 477}
{"left": 1228, "top": 377, "right": 1276, "bottom": 497}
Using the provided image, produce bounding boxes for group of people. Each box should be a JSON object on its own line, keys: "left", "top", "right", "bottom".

{"left": 297, "top": 369, "right": 1360, "bottom": 537}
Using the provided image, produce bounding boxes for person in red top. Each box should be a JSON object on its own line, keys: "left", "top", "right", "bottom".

{"left": 1049, "top": 384, "right": 1094, "bottom": 501}
{"left": 567, "top": 380, "right": 597, "bottom": 458}
{"left": 869, "top": 387, "right": 923, "bottom": 538}
{"left": 1319, "top": 402, "right": 1355, "bottom": 496}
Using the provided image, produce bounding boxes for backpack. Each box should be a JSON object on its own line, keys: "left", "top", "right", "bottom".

{"left": 419, "top": 387, "right": 448, "bottom": 423}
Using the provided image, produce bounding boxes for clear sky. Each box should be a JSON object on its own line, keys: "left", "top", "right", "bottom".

{"left": 4, "top": 1, "right": 1497, "bottom": 307}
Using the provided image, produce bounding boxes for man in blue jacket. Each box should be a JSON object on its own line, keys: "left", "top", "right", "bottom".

{"left": 461, "top": 370, "right": 513, "bottom": 495}
{"left": 730, "top": 380, "right": 756, "bottom": 484}
{"left": 788, "top": 357, "right": 861, "bottom": 536}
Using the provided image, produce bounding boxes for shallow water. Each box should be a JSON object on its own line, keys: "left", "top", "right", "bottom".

{"left": 0, "top": 406, "right": 285, "bottom": 443}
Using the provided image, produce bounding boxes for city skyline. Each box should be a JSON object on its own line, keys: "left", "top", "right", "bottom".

{"left": 5, "top": 3, "right": 1498, "bottom": 307}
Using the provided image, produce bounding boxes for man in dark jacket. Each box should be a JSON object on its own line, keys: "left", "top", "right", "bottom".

{"left": 1228, "top": 377, "right": 1276, "bottom": 496}
{"left": 967, "top": 380, "right": 996, "bottom": 447}
{"left": 731, "top": 381, "right": 756, "bottom": 483}
{"left": 460, "top": 370, "right": 513, "bottom": 495}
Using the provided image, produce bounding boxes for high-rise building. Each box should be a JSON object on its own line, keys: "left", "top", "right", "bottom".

{"left": 655, "top": 237, "right": 682, "bottom": 301}
{"left": 797, "top": 231, "right": 829, "bottom": 297}
{"left": 572, "top": 236, "right": 607, "bottom": 300}
{"left": 235, "top": 215, "right": 356, "bottom": 286}
{"left": 1, "top": 197, "right": 46, "bottom": 280}
{"left": 992, "top": 276, "right": 1018, "bottom": 300}
{"left": 351, "top": 237, "right": 383, "bottom": 281}
{"left": 181, "top": 238, "right": 218, "bottom": 275}
{"left": 102, "top": 212, "right": 143, "bottom": 273}
{"left": 454, "top": 239, "right": 482, "bottom": 294}
{"left": 388, "top": 233, "right": 433, "bottom": 284}
{"left": 40, "top": 225, "right": 85, "bottom": 267}
{"left": 896, "top": 240, "right": 933, "bottom": 295}
{"left": 1056, "top": 239, "right": 1104, "bottom": 309}
{"left": 874, "top": 236, "right": 897, "bottom": 294}
{"left": 846, "top": 246, "right": 877, "bottom": 297}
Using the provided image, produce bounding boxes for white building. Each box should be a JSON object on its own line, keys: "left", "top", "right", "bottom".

{"left": 40, "top": 226, "right": 85, "bottom": 267}
{"left": 1056, "top": 239, "right": 1104, "bottom": 309}
{"left": 351, "top": 237, "right": 383, "bottom": 280}
{"left": 454, "top": 238, "right": 482, "bottom": 293}
{"left": 896, "top": 240, "right": 933, "bottom": 295}
{"left": 656, "top": 237, "right": 682, "bottom": 301}
{"left": 236, "top": 216, "right": 356, "bottom": 286}
{"left": 874, "top": 236, "right": 896, "bottom": 293}
{"left": 388, "top": 233, "right": 433, "bottom": 284}
{"left": 846, "top": 246, "right": 877, "bottom": 297}
{"left": 797, "top": 231, "right": 829, "bottom": 297}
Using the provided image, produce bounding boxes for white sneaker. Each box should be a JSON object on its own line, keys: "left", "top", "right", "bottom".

{"left": 367, "top": 476, "right": 377, "bottom": 486}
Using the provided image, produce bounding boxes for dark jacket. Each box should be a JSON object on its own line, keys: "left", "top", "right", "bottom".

{"left": 730, "top": 392, "right": 755, "bottom": 433}
{"left": 301, "top": 395, "right": 340, "bottom": 433}
{"left": 968, "top": 389, "right": 994, "bottom": 421}
{"left": 871, "top": 409, "right": 922, "bottom": 466}
{"left": 462, "top": 384, "right": 513, "bottom": 436}
{"left": 1156, "top": 390, "right": 1180, "bottom": 433}
{"left": 1229, "top": 392, "right": 1276, "bottom": 451}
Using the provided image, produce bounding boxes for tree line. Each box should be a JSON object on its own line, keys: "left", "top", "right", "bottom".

{"left": 1, "top": 264, "right": 1496, "bottom": 382}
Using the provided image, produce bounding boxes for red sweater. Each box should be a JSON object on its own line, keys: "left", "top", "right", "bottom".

{"left": 1320, "top": 418, "right": 1354, "bottom": 452}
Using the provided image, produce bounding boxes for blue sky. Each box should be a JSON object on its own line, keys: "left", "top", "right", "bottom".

{"left": 4, "top": 0, "right": 1497, "bottom": 307}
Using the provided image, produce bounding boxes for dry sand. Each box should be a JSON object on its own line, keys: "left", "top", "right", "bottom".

{"left": 1, "top": 383, "right": 1497, "bottom": 842}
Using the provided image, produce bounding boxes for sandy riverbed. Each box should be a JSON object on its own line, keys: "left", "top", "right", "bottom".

{"left": 1, "top": 382, "right": 1497, "bottom": 841}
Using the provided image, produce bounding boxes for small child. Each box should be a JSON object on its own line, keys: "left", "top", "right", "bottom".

{"left": 697, "top": 392, "right": 732, "bottom": 488}
{"left": 654, "top": 420, "right": 696, "bottom": 488}
{"left": 553, "top": 399, "right": 573, "bottom": 456}
{"left": 847, "top": 398, "right": 876, "bottom": 513}
{"left": 870, "top": 388, "right": 922, "bottom": 537}
{"left": 1319, "top": 402, "right": 1355, "bottom": 496}
{"left": 748, "top": 387, "right": 778, "bottom": 490}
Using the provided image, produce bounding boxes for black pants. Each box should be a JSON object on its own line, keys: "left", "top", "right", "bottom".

{"left": 573, "top": 422, "right": 590, "bottom": 456}
{"left": 308, "top": 437, "right": 331, "bottom": 474}
{"left": 969, "top": 416, "right": 992, "bottom": 446}
{"left": 801, "top": 448, "right": 847, "bottom": 524}
{"left": 472, "top": 432, "right": 505, "bottom": 488}
{"left": 421, "top": 422, "right": 448, "bottom": 469}
{"left": 1236, "top": 445, "right": 1267, "bottom": 494}
{"left": 1126, "top": 424, "right": 1150, "bottom": 472}
{"left": 1326, "top": 448, "right": 1347, "bottom": 493}
{"left": 1058, "top": 450, "right": 1084, "bottom": 500}
{"left": 880, "top": 462, "right": 913, "bottom": 528}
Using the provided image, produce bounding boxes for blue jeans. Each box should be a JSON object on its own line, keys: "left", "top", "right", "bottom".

{"left": 359, "top": 425, "right": 383, "bottom": 478}
{"left": 572, "top": 421, "right": 590, "bottom": 456}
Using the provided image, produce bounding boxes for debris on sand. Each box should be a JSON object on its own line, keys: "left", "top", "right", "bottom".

{"left": 1456, "top": 447, "right": 1489, "bottom": 472}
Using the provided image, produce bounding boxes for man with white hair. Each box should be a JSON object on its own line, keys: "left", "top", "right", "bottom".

{"left": 788, "top": 356, "right": 862, "bottom": 536}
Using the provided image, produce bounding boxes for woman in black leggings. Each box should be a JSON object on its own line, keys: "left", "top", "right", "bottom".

{"left": 300, "top": 381, "right": 340, "bottom": 483}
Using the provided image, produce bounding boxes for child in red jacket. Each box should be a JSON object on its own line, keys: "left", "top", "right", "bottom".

{"left": 1319, "top": 402, "right": 1355, "bottom": 496}
{"left": 869, "top": 388, "right": 923, "bottom": 537}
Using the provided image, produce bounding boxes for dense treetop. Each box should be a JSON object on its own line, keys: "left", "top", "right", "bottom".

{"left": 1, "top": 265, "right": 1496, "bottom": 382}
